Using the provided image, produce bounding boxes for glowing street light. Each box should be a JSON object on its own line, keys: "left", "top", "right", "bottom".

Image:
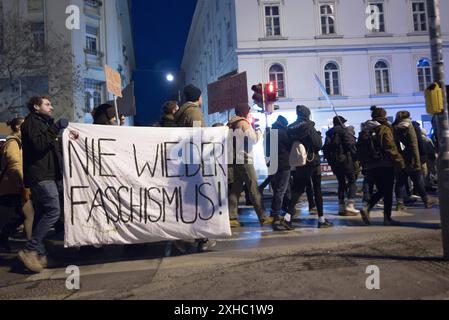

{"left": 166, "top": 73, "right": 175, "bottom": 82}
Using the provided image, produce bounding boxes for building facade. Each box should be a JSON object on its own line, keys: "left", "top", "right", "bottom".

{"left": 182, "top": 0, "right": 449, "bottom": 133}
{"left": 0, "top": 0, "right": 135, "bottom": 123}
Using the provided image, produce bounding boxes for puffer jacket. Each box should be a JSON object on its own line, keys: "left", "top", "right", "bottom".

{"left": 227, "top": 115, "right": 262, "bottom": 164}
{"left": 394, "top": 118, "right": 421, "bottom": 172}
{"left": 174, "top": 102, "right": 205, "bottom": 128}
{"left": 364, "top": 117, "right": 405, "bottom": 171}
{"left": 287, "top": 119, "right": 322, "bottom": 167}
{"left": 0, "top": 135, "right": 23, "bottom": 196}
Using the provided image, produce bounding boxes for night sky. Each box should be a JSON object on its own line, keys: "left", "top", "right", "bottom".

{"left": 131, "top": 0, "right": 197, "bottom": 126}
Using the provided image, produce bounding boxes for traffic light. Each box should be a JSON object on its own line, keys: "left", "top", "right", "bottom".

{"left": 251, "top": 83, "right": 264, "bottom": 109}
{"left": 265, "top": 82, "right": 278, "bottom": 103}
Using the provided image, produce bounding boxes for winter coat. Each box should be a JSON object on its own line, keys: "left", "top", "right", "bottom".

{"left": 394, "top": 118, "right": 421, "bottom": 172}
{"left": 21, "top": 112, "right": 63, "bottom": 187}
{"left": 227, "top": 115, "right": 262, "bottom": 164}
{"left": 287, "top": 119, "right": 322, "bottom": 168}
{"left": 364, "top": 117, "right": 405, "bottom": 171}
{"left": 270, "top": 119, "right": 292, "bottom": 171}
{"left": 0, "top": 135, "right": 23, "bottom": 196}
{"left": 174, "top": 102, "right": 205, "bottom": 128}
{"left": 159, "top": 114, "right": 178, "bottom": 127}
{"left": 325, "top": 124, "right": 357, "bottom": 170}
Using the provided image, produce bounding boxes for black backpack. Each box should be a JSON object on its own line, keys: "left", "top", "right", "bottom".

{"left": 356, "top": 127, "right": 383, "bottom": 165}
{"left": 323, "top": 130, "right": 346, "bottom": 165}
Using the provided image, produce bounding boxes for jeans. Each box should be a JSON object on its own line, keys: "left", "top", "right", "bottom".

{"left": 25, "top": 180, "right": 63, "bottom": 256}
{"left": 228, "top": 164, "right": 267, "bottom": 221}
{"left": 289, "top": 165, "right": 324, "bottom": 217}
{"left": 367, "top": 167, "right": 395, "bottom": 219}
{"left": 333, "top": 165, "right": 357, "bottom": 202}
{"left": 395, "top": 170, "right": 428, "bottom": 204}
{"left": 271, "top": 170, "right": 291, "bottom": 216}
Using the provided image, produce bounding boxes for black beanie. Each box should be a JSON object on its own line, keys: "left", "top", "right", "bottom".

{"left": 93, "top": 103, "right": 116, "bottom": 125}
{"left": 235, "top": 103, "right": 251, "bottom": 118}
{"left": 184, "top": 84, "right": 202, "bottom": 102}
{"left": 276, "top": 115, "right": 288, "bottom": 127}
{"left": 371, "top": 105, "right": 387, "bottom": 119}
{"left": 296, "top": 105, "right": 311, "bottom": 121}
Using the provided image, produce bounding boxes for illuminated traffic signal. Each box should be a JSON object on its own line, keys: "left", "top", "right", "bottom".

{"left": 251, "top": 83, "right": 264, "bottom": 109}
{"left": 265, "top": 82, "right": 278, "bottom": 103}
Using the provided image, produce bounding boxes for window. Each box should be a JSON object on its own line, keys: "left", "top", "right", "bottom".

{"left": 324, "top": 62, "right": 341, "bottom": 96}
{"left": 269, "top": 64, "right": 285, "bottom": 97}
{"left": 27, "top": 0, "right": 43, "bottom": 13}
{"left": 320, "top": 4, "right": 336, "bottom": 35}
{"left": 85, "top": 26, "right": 98, "bottom": 55}
{"left": 374, "top": 61, "right": 391, "bottom": 94}
{"left": 368, "top": 2, "right": 385, "bottom": 32}
{"left": 31, "top": 23, "right": 45, "bottom": 52}
{"left": 412, "top": 1, "right": 427, "bottom": 32}
{"left": 264, "top": 5, "right": 281, "bottom": 37}
{"left": 417, "top": 58, "right": 432, "bottom": 91}
{"left": 84, "top": 79, "right": 104, "bottom": 113}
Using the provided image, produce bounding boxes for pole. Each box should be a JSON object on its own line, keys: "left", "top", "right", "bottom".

{"left": 113, "top": 95, "right": 120, "bottom": 127}
{"left": 427, "top": 0, "right": 449, "bottom": 260}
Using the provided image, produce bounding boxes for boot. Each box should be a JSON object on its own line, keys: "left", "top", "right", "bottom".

{"left": 396, "top": 201, "right": 407, "bottom": 212}
{"left": 424, "top": 197, "right": 436, "bottom": 209}
{"left": 360, "top": 203, "right": 371, "bottom": 225}
{"left": 345, "top": 200, "right": 359, "bottom": 216}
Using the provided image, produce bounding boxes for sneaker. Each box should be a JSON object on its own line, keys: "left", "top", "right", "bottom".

{"left": 39, "top": 255, "right": 48, "bottom": 269}
{"left": 425, "top": 198, "right": 437, "bottom": 209}
{"left": 229, "top": 220, "right": 242, "bottom": 228}
{"left": 309, "top": 207, "right": 318, "bottom": 215}
{"left": 360, "top": 207, "right": 371, "bottom": 225}
{"left": 260, "top": 216, "right": 275, "bottom": 226}
{"left": 272, "top": 220, "right": 295, "bottom": 231}
{"left": 18, "top": 250, "right": 44, "bottom": 273}
{"left": 396, "top": 203, "right": 407, "bottom": 212}
{"left": 345, "top": 202, "right": 360, "bottom": 216}
{"left": 198, "top": 239, "right": 217, "bottom": 252}
{"left": 384, "top": 219, "right": 401, "bottom": 226}
{"left": 318, "top": 219, "right": 334, "bottom": 229}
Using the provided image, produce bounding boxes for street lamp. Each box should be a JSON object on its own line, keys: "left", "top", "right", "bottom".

{"left": 166, "top": 73, "right": 181, "bottom": 102}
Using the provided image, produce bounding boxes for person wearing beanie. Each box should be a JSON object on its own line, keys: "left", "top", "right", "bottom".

{"left": 227, "top": 103, "right": 273, "bottom": 228}
{"left": 287, "top": 105, "right": 333, "bottom": 229}
{"left": 393, "top": 111, "right": 436, "bottom": 210}
{"left": 359, "top": 106, "right": 405, "bottom": 226}
{"left": 92, "top": 103, "right": 117, "bottom": 125}
{"left": 175, "top": 84, "right": 205, "bottom": 127}
{"left": 323, "top": 115, "right": 359, "bottom": 216}
{"left": 159, "top": 101, "right": 179, "bottom": 127}
{"left": 269, "top": 115, "right": 295, "bottom": 231}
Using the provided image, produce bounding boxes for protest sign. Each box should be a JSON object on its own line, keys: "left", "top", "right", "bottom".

{"left": 105, "top": 65, "right": 122, "bottom": 98}
{"left": 63, "top": 124, "right": 230, "bottom": 247}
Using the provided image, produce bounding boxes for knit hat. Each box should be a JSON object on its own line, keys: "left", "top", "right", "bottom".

{"left": 296, "top": 105, "right": 311, "bottom": 121}
{"left": 395, "top": 110, "right": 411, "bottom": 122}
{"left": 276, "top": 115, "right": 289, "bottom": 127}
{"left": 235, "top": 103, "right": 251, "bottom": 118}
{"left": 371, "top": 105, "right": 387, "bottom": 119}
{"left": 93, "top": 103, "right": 116, "bottom": 125}
{"left": 333, "top": 115, "right": 347, "bottom": 126}
{"left": 183, "top": 84, "right": 202, "bottom": 102}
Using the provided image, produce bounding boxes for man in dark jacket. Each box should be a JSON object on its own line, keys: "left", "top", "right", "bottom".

{"left": 324, "top": 116, "right": 359, "bottom": 216}
{"left": 18, "top": 96, "right": 68, "bottom": 273}
{"left": 360, "top": 106, "right": 405, "bottom": 226}
{"left": 269, "top": 116, "right": 294, "bottom": 231}
{"left": 287, "top": 105, "right": 333, "bottom": 229}
{"left": 393, "top": 111, "right": 435, "bottom": 210}
{"left": 175, "top": 85, "right": 205, "bottom": 127}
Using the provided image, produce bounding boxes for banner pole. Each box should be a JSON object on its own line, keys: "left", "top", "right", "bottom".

{"left": 113, "top": 95, "right": 120, "bottom": 126}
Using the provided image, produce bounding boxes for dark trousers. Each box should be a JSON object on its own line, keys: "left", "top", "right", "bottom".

{"left": 362, "top": 174, "right": 375, "bottom": 204}
{"left": 395, "top": 170, "right": 428, "bottom": 203}
{"left": 367, "top": 167, "right": 395, "bottom": 219}
{"left": 306, "top": 177, "right": 316, "bottom": 209}
{"left": 333, "top": 165, "right": 357, "bottom": 202}
{"left": 0, "top": 194, "right": 24, "bottom": 240}
{"left": 271, "top": 170, "right": 291, "bottom": 216}
{"left": 288, "top": 165, "right": 324, "bottom": 217}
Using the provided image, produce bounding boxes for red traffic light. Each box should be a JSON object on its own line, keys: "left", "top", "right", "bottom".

{"left": 265, "top": 82, "right": 278, "bottom": 103}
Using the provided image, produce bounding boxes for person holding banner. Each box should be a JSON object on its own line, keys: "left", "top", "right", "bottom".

{"left": 92, "top": 103, "right": 117, "bottom": 125}
{"left": 18, "top": 96, "right": 68, "bottom": 273}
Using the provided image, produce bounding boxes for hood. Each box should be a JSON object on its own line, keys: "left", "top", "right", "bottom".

{"left": 396, "top": 118, "right": 412, "bottom": 130}
{"left": 364, "top": 120, "right": 382, "bottom": 130}
{"left": 174, "top": 102, "right": 198, "bottom": 122}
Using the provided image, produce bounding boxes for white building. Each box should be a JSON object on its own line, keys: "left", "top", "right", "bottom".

{"left": 0, "top": 0, "right": 135, "bottom": 123}
{"left": 182, "top": 0, "right": 449, "bottom": 137}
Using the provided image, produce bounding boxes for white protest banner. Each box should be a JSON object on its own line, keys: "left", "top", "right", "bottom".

{"left": 63, "top": 124, "right": 230, "bottom": 247}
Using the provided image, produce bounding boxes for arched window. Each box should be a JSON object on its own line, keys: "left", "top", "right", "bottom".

{"left": 417, "top": 58, "right": 432, "bottom": 91}
{"left": 269, "top": 64, "right": 285, "bottom": 97}
{"left": 374, "top": 60, "right": 391, "bottom": 94}
{"left": 324, "top": 62, "right": 341, "bottom": 96}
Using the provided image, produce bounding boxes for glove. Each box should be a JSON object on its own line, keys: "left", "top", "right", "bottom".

{"left": 55, "top": 118, "right": 69, "bottom": 130}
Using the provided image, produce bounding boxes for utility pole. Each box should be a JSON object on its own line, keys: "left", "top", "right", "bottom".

{"left": 427, "top": 0, "right": 449, "bottom": 260}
